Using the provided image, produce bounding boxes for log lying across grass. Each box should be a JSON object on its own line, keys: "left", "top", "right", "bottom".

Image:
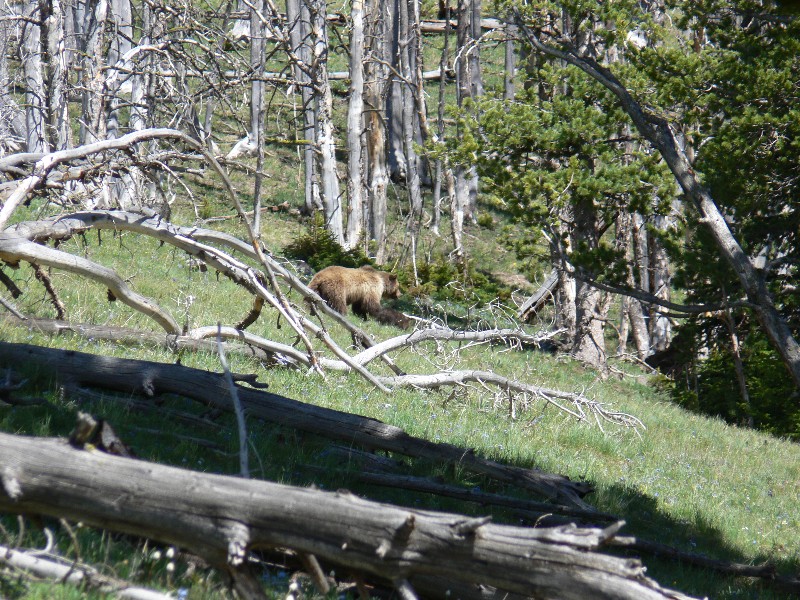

{"left": 0, "top": 341, "right": 593, "bottom": 510}
{"left": 0, "top": 432, "right": 697, "bottom": 600}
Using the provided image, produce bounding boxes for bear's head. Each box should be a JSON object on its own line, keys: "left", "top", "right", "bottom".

{"left": 383, "top": 273, "right": 401, "bottom": 299}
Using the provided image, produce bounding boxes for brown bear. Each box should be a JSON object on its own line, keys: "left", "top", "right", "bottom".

{"left": 308, "top": 265, "right": 410, "bottom": 328}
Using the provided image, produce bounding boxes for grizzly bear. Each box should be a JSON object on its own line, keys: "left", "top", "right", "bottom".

{"left": 308, "top": 265, "right": 410, "bottom": 328}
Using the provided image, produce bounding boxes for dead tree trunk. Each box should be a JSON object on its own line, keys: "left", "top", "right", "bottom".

{"left": 45, "top": 0, "right": 71, "bottom": 150}
{"left": 79, "top": 0, "right": 108, "bottom": 145}
{"left": 454, "top": 0, "right": 479, "bottom": 224}
{"left": 570, "top": 198, "right": 607, "bottom": 370}
{"left": 251, "top": 0, "right": 267, "bottom": 236}
{"left": 0, "top": 2, "right": 26, "bottom": 149}
{"left": 364, "top": 0, "right": 390, "bottom": 262}
{"left": 345, "top": 0, "right": 366, "bottom": 249}
{"left": 649, "top": 214, "right": 673, "bottom": 352}
{"left": 287, "top": 0, "right": 320, "bottom": 215}
{"left": 504, "top": 23, "right": 516, "bottom": 100}
{"left": 308, "top": 0, "right": 343, "bottom": 243}
{"left": 399, "top": 0, "right": 424, "bottom": 280}
{"left": 22, "top": 1, "right": 48, "bottom": 152}
{"left": 0, "top": 341, "right": 594, "bottom": 508}
{"left": 0, "top": 432, "right": 697, "bottom": 600}
{"left": 430, "top": 4, "right": 452, "bottom": 236}
{"left": 617, "top": 211, "right": 649, "bottom": 359}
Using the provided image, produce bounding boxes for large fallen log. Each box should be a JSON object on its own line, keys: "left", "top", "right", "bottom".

{"left": 0, "top": 431, "right": 696, "bottom": 600}
{"left": 0, "top": 341, "right": 593, "bottom": 509}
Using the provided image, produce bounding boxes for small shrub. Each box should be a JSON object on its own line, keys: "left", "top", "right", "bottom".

{"left": 283, "top": 213, "right": 372, "bottom": 272}
{"left": 476, "top": 212, "right": 495, "bottom": 229}
{"left": 410, "top": 256, "right": 512, "bottom": 305}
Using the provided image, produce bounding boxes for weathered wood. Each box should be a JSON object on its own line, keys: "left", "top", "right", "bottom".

{"left": 0, "top": 341, "right": 591, "bottom": 508}
{"left": 518, "top": 269, "right": 559, "bottom": 320}
{"left": 0, "top": 315, "right": 275, "bottom": 361}
{"left": 0, "top": 543, "right": 172, "bottom": 600}
{"left": 0, "top": 432, "right": 697, "bottom": 600}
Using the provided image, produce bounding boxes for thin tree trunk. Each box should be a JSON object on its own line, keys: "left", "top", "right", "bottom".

{"left": 308, "top": 0, "right": 343, "bottom": 243}
{"left": 0, "top": 1, "right": 26, "bottom": 146}
{"left": 617, "top": 212, "right": 649, "bottom": 359}
{"left": 364, "top": 0, "right": 390, "bottom": 262}
{"left": 465, "top": 0, "right": 481, "bottom": 220}
{"left": 431, "top": 7, "right": 452, "bottom": 236}
{"left": 449, "top": 165, "right": 463, "bottom": 262}
{"left": 452, "top": 0, "right": 472, "bottom": 257}
{"left": 722, "top": 305, "right": 753, "bottom": 427}
{"left": 80, "top": 0, "right": 109, "bottom": 145}
{"left": 345, "top": 0, "right": 366, "bottom": 249}
{"left": 399, "top": 0, "right": 424, "bottom": 281}
{"left": 455, "top": 0, "right": 478, "bottom": 226}
{"left": 251, "top": 0, "right": 266, "bottom": 237}
{"left": 22, "top": 1, "right": 48, "bottom": 152}
{"left": 649, "top": 214, "right": 672, "bottom": 351}
{"left": 45, "top": 0, "right": 71, "bottom": 150}
{"left": 287, "top": 0, "right": 320, "bottom": 215}
{"left": 618, "top": 295, "right": 630, "bottom": 355}
{"left": 504, "top": 23, "right": 516, "bottom": 100}
{"left": 386, "top": 0, "right": 405, "bottom": 181}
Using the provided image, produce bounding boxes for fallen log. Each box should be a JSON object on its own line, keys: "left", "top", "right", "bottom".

{"left": 0, "top": 431, "right": 697, "bottom": 600}
{"left": 0, "top": 341, "right": 593, "bottom": 509}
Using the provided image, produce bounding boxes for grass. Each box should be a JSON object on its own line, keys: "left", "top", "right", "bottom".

{"left": 2, "top": 266, "right": 799, "bottom": 600}
{"left": 2, "top": 137, "right": 799, "bottom": 600}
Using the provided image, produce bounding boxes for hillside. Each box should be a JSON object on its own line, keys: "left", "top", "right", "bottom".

{"left": 1, "top": 0, "right": 799, "bottom": 597}
{"left": 0, "top": 192, "right": 798, "bottom": 598}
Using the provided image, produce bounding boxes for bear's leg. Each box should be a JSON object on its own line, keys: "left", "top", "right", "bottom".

{"left": 352, "top": 299, "right": 369, "bottom": 319}
{"left": 318, "top": 286, "right": 348, "bottom": 315}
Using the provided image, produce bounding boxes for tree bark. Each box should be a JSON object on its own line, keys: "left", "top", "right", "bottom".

{"left": 399, "top": 0, "right": 424, "bottom": 280}
{"left": 22, "top": 1, "right": 48, "bottom": 153}
{"left": 45, "top": 0, "right": 71, "bottom": 150}
{"left": 287, "top": 0, "right": 320, "bottom": 215}
{"left": 386, "top": 0, "right": 405, "bottom": 181}
{"left": 0, "top": 2, "right": 26, "bottom": 148}
{"left": 617, "top": 212, "right": 650, "bottom": 359}
{"left": 649, "top": 214, "right": 672, "bottom": 352}
{"left": 345, "top": 0, "right": 366, "bottom": 249}
{"left": 454, "top": 0, "right": 479, "bottom": 225}
{"left": 0, "top": 432, "right": 696, "bottom": 600}
{"left": 79, "top": 0, "right": 109, "bottom": 145}
{"left": 250, "top": 0, "right": 267, "bottom": 237}
{"left": 308, "top": 0, "right": 343, "bottom": 243}
{"left": 503, "top": 23, "right": 516, "bottom": 100}
{"left": 364, "top": 0, "right": 389, "bottom": 261}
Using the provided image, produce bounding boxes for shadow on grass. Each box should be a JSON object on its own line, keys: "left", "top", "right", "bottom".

{"left": 2, "top": 374, "right": 797, "bottom": 600}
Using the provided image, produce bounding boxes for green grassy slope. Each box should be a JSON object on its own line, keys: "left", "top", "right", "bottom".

{"left": 0, "top": 198, "right": 798, "bottom": 599}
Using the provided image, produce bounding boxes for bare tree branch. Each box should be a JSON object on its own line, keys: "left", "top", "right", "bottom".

{"left": 0, "top": 234, "right": 180, "bottom": 334}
